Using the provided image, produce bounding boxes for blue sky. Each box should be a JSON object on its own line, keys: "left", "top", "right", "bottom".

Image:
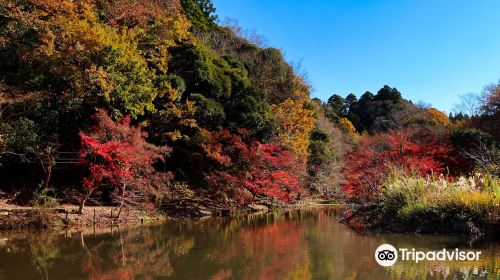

{"left": 212, "top": 0, "right": 500, "bottom": 113}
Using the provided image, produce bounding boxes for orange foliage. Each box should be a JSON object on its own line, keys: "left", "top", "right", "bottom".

{"left": 338, "top": 117, "right": 357, "bottom": 137}
{"left": 96, "top": 0, "right": 181, "bottom": 28}
{"left": 427, "top": 107, "right": 449, "bottom": 126}
{"left": 271, "top": 99, "right": 315, "bottom": 157}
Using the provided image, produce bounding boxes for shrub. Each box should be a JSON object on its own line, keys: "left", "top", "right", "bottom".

{"left": 451, "top": 128, "right": 499, "bottom": 175}
{"left": 32, "top": 186, "right": 59, "bottom": 209}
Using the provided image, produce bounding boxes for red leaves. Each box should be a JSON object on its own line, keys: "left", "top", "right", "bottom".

{"left": 201, "top": 129, "right": 251, "bottom": 166}
{"left": 201, "top": 129, "right": 303, "bottom": 204}
{"left": 79, "top": 109, "right": 170, "bottom": 207}
{"left": 256, "top": 142, "right": 295, "bottom": 169}
{"left": 342, "top": 128, "right": 455, "bottom": 199}
{"left": 244, "top": 170, "right": 301, "bottom": 201}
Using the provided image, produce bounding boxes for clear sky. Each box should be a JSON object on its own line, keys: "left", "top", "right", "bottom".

{"left": 212, "top": 0, "right": 500, "bottom": 113}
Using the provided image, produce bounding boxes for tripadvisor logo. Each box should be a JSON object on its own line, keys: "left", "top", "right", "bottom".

{"left": 375, "top": 244, "right": 398, "bottom": 266}
{"left": 374, "top": 244, "right": 482, "bottom": 267}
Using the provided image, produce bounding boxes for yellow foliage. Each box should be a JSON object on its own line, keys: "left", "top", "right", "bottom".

{"left": 24, "top": 5, "right": 159, "bottom": 117}
{"left": 271, "top": 99, "right": 315, "bottom": 157}
{"left": 49, "top": 13, "right": 144, "bottom": 64}
{"left": 427, "top": 108, "right": 449, "bottom": 126}
{"left": 7, "top": 0, "right": 192, "bottom": 118}
{"left": 84, "top": 66, "right": 113, "bottom": 101}
{"left": 338, "top": 118, "right": 357, "bottom": 137}
{"left": 170, "top": 15, "right": 192, "bottom": 43}
{"left": 165, "top": 130, "right": 182, "bottom": 142}
{"left": 383, "top": 173, "right": 500, "bottom": 220}
{"left": 28, "top": 7, "right": 149, "bottom": 93}
{"left": 456, "top": 190, "right": 495, "bottom": 212}
{"left": 152, "top": 100, "right": 198, "bottom": 142}
{"left": 135, "top": 14, "right": 192, "bottom": 74}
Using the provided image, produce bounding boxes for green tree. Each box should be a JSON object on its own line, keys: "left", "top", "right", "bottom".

{"left": 190, "top": 94, "right": 226, "bottom": 130}
{"left": 374, "top": 85, "right": 402, "bottom": 103}
{"left": 181, "top": 0, "right": 218, "bottom": 31}
{"left": 344, "top": 93, "right": 357, "bottom": 112}
{"left": 307, "top": 129, "right": 333, "bottom": 174}
{"left": 327, "top": 94, "right": 345, "bottom": 117}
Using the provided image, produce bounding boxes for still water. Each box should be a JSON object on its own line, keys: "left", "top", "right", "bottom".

{"left": 0, "top": 207, "right": 498, "bottom": 280}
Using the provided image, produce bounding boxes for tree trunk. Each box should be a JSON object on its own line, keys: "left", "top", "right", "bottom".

{"left": 39, "top": 145, "right": 57, "bottom": 192}
{"left": 116, "top": 183, "right": 127, "bottom": 219}
{"left": 43, "top": 162, "right": 52, "bottom": 191}
{"left": 116, "top": 194, "right": 125, "bottom": 219}
{"left": 78, "top": 195, "right": 89, "bottom": 214}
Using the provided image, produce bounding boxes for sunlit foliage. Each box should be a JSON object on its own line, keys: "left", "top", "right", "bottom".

{"left": 426, "top": 108, "right": 449, "bottom": 126}
{"left": 271, "top": 99, "right": 315, "bottom": 157}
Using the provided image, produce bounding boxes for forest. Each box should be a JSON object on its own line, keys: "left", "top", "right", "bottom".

{"left": 0, "top": 0, "right": 498, "bottom": 234}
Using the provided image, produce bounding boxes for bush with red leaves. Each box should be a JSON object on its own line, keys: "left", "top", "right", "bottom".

{"left": 342, "top": 128, "right": 455, "bottom": 200}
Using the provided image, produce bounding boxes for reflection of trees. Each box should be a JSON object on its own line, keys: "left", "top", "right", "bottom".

{"left": 80, "top": 231, "right": 134, "bottom": 280}
{"left": 235, "top": 218, "right": 307, "bottom": 280}
{"left": 298, "top": 207, "right": 382, "bottom": 279}
{"left": 0, "top": 207, "right": 498, "bottom": 279}
{"left": 78, "top": 225, "right": 195, "bottom": 279}
{"left": 283, "top": 258, "right": 312, "bottom": 280}
{"left": 0, "top": 225, "right": 195, "bottom": 279}
{"left": 29, "top": 232, "right": 60, "bottom": 280}
{"left": 140, "top": 211, "right": 312, "bottom": 280}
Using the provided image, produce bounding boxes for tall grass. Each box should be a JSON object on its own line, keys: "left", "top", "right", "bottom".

{"left": 381, "top": 172, "right": 500, "bottom": 231}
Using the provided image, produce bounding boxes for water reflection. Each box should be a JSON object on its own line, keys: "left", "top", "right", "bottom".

{"left": 0, "top": 207, "right": 498, "bottom": 279}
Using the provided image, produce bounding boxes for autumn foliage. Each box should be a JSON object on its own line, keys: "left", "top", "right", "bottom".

{"left": 1, "top": 0, "right": 497, "bottom": 219}
{"left": 426, "top": 108, "right": 450, "bottom": 126}
{"left": 78, "top": 109, "right": 170, "bottom": 213}
{"left": 0, "top": 0, "right": 317, "bottom": 209}
{"left": 198, "top": 129, "right": 302, "bottom": 204}
{"left": 342, "top": 128, "right": 454, "bottom": 199}
{"left": 271, "top": 99, "right": 316, "bottom": 156}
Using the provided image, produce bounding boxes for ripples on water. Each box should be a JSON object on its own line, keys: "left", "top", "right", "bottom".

{"left": 0, "top": 207, "right": 498, "bottom": 279}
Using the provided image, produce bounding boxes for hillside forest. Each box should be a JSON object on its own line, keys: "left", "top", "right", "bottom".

{"left": 0, "top": 0, "right": 498, "bottom": 228}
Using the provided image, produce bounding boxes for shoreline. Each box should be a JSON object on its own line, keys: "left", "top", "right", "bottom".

{"left": 4, "top": 200, "right": 496, "bottom": 242}
{"left": 0, "top": 205, "right": 167, "bottom": 231}
{"left": 341, "top": 203, "right": 500, "bottom": 241}
{"left": 0, "top": 199, "right": 336, "bottom": 231}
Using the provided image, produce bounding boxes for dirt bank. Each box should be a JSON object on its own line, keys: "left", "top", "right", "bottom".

{"left": 0, "top": 198, "right": 329, "bottom": 231}
{"left": 0, "top": 199, "right": 165, "bottom": 230}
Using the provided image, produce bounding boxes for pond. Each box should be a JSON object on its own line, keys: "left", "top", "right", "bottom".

{"left": 0, "top": 207, "right": 498, "bottom": 279}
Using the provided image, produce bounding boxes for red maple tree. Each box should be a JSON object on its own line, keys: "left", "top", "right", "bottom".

{"left": 78, "top": 109, "right": 170, "bottom": 214}
{"left": 199, "top": 129, "right": 302, "bottom": 204}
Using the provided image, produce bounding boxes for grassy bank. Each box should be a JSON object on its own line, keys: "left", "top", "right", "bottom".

{"left": 347, "top": 173, "right": 500, "bottom": 238}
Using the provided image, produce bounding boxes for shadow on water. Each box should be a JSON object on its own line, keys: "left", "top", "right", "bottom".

{"left": 0, "top": 206, "right": 498, "bottom": 279}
